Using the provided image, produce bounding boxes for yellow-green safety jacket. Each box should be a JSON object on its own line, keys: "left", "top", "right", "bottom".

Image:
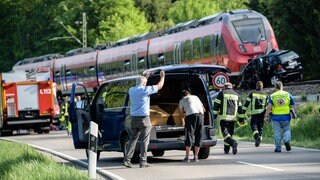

{"left": 270, "top": 90, "right": 291, "bottom": 115}
{"left": 213, "top": 89, "right": 245, "bottom": 121}
{"left": 243, "top": 90, "right": 268, "bottom": 115}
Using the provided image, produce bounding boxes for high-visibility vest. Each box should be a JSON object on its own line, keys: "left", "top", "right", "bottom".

{"left": 270, "top": 90, "right": 290, "bottom": 115}
{"left": 213, "top": 89, "right": 245, "bottom": 121}
{"left": 243, "top": 91, "right": 267, "bottom": 115}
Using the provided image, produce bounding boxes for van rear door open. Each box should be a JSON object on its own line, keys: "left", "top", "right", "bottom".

{"left": 69, "top": 64, "right": 230, "bottom": 161}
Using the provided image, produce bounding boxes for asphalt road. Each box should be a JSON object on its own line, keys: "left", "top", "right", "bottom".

{"left": 2, "top": 130, "right": 320, "bottom": 180}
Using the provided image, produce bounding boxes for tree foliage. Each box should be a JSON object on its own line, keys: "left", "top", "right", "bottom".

{"left": 168, "top": 0, "right": 248, "bottom": 23}
{"left": 0, "top": 0, "right": 319, "bottom": 80}
{"left": 134, "top": 0, "right": 173, "bottom": 31}
{"left": 96, "top": 0, "right": 151, "bottom": 43}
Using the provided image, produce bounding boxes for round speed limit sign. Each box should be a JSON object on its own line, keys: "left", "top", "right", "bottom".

{"left": 212, "top": 72, "right": 230, "bottom": 89}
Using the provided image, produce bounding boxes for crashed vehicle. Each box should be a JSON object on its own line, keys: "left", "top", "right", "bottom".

{"left": 238, "top": 50, "right": 303, "bottom": 89}
{"left": 69, "top": 64, "right": 230, "bottom": 161}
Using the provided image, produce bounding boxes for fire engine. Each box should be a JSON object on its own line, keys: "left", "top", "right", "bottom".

{"left": 0, "top": 68, "right": 58, "bottom": 136}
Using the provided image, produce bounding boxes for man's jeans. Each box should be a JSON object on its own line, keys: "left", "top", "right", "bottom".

{"left": 272, "top": 120, "right": 291, "bottom": 149}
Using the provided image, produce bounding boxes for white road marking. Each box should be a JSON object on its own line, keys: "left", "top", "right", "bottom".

{"left": 237, "top": 161, "right": 284, "bottom": 172}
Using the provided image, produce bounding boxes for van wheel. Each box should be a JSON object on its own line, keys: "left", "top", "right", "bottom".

{"left": 121, "top": 134, "right": 139, "bottom": 163}
{"left": 85, "top": 149, "right": 101, "bottom": 161}
{"left": 151, "top": 150, "right": 165, "bottom": 157}
{"left": 198, "top": 147, "right": 210, "bottom": 159}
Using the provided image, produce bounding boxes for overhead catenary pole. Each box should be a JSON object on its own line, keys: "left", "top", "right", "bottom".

{"left": 59, "top": 22, "right": 83, "bottom": 46}
{"left": 82, "top": 13, "right": 87, "bottom": 48}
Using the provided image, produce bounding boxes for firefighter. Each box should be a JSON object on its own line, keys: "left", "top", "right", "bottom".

{"left": 243, "top": 81, "right": 268, "bottom": 147}
{"left": 59, "top": 96, "right": 71, "bottom": 134}
{"left": 213, "top": 82, "right": 245, "bottom": 155}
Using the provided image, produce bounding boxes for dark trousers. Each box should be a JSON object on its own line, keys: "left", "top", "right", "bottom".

{"left": 220, "top": 120, "right": 236, "bottom": 149}
{"left": 124, "top": 116, "right": 152, "bottom": 163}
{"left": 250, "top": 114, "right": 264, "bottom": 139}
{"left": 185, "top": 113, "right": 204, "bottom": 147}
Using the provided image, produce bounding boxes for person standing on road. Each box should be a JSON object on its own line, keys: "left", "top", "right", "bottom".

{"left": 243, "top": 81, "right": 268, "bottom": 147}
{"left": 179, "top": 90, "right": 205, "bottom": 163}
{"left": 213, "top": 82, "right": 245, "bottom": 155}
{"left": 123, "top": 71, "right": 165, "bottom": 168}
{"left": 264, "top": 81, "right": 297, "bottom": 152}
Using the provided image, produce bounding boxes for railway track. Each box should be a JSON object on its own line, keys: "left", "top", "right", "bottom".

{"left": 238, "top": 80, "right": 320, "bottom": 97}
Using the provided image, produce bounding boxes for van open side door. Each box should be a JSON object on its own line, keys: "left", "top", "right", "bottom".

{"left": 69, "top": 83, "right": 91, "bottom": 149}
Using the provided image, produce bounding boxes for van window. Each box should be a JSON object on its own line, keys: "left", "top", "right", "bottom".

{"left": 103, "top": 79, "right": 135, "bottom": 108}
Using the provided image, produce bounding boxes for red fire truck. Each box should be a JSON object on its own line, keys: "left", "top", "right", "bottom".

{"left": 0, "top": 69, "right": 58, "bottom": 136}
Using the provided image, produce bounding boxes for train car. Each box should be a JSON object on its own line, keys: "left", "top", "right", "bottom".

{"left": 12, "top": 9, "right": 278, "bottom": 93}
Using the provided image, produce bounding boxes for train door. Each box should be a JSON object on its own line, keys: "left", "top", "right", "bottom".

{"left": 60, "top": 64, "right": 67, "bottom": 91}
{"left": 131, "top": 53, "right": 138, "bottom": 73}
{"left": 174, "top": 42, "right": 182, "bottom": 64}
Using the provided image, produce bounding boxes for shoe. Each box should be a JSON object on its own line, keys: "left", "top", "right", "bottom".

{"left": 232, "top": 142, "right": 238, "bottom": 155}
{"left": 123, "top": 161, "right": 133, "bottom": 168}
{"left": 182, "top": 157, "right": 190, "bottom": 163}
{"left": 284, "top": 142, "right": 291, "bottom": 151}
{"left": 140, "top": 163, "right": 151, "bottom": 168}
{"left": 191, "top": 158, "right": 199, "bottom": 162}
{"left": 224, "top": 145, "right": 230, "bottom": 154}
{"left": 274, "top": 148, "right": 281, "bottom": 153}
{"left": 255, "top": 136, "right": 261, "bottom": 147}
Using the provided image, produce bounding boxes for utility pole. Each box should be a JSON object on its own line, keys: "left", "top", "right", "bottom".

{"left": 82, "top": 12, "right": 87, "bottom": 48}
{"left": 59, "top": 22, "right": 83, "bottom": 46}
{"left": 50, "top": 13, "right": 87, "bottom": 48}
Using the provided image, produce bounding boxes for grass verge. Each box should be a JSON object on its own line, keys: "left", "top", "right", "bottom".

{"left": 0, "top": 141, "right": 87, "bottom": 180}
{"left": 216, "top": 101, "right": 320, "bottom": 149}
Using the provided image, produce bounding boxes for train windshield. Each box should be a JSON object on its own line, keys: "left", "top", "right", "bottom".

{"left": 232, "top": 18, "right": 266, "bottom": 44}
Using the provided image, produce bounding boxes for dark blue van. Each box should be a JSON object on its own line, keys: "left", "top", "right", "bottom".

{"left": 69, "top": 64, "right": 230, "bottom": 161}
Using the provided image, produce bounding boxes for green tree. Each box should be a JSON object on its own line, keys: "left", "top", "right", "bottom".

{"left": 94, "top": 0, "right": 151, "bottom": 43}
{"left": 134, "top": 0, "right": 173, "bottom": 31}
{"left": 168, "top": 0, "right": 248, "bottom": 24}
{"left": 0, "top": 0, "right": 62, "bottom": 72}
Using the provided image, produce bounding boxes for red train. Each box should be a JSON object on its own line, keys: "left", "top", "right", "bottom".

{"left": 13, "top": 9, "right": 278, "bottom": 94}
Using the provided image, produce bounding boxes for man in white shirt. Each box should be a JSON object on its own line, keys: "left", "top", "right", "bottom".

{"left": 179, "top": 90, "right": 205, "bottom": 162}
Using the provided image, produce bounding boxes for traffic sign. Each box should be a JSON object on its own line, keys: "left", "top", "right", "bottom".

{"left": 212, "top": 72, "right": 229, "bottom": 89}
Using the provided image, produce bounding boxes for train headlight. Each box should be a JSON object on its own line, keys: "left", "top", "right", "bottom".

{"left": 239, "top": 44, "right": 247, "bottom": 53}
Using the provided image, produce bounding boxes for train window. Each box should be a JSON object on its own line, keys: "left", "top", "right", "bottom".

{"left": 182, "top": 40, "right": 192, "bottom": 62}
{"left": 112, "top": 61, "right": 123, "bottom": 74}
{"left": 66, "top": 70, "right": 71, "bottom": 75}
{"left": 232, "top": 18, "right": 265, "bottom": 43}
{"left": 158, "top": 54, "right": 165, "bottom": 66}
{"left": 124, "top": 60, "right": 131, "bottom": 72}
{"left": 104, "top": 63, "right": 112, "bottom": 76}
{"left": 89, "top": 66, "right": 95, "bottom": 71}
{"left": 219, "top": 36, "right": 227, "bottom": 55}
{"left": 193, "top": 38, "right": 201, "bottom": 59}
{"left": 165, "top": 51, "right": 174, "bottom": 65}
{"left": 211, "top": 35, "right": 217, "bottom": 56}
{"left": 174, "top": 43, "right": 181, "bottom": 64}
{"left": 150, "top": 54, "right": 158, "bottom": 68}
{"left": 55, "top": 71, "right": 60, "bottom": 76}
{"left": 203, "top": 36, "right": 211, "bottom": 58}
{"left": 138, "top": 57, "right": 146, "bottom": 70}
{"left": 124, "top": 60, "right": 130, "bottom": 66}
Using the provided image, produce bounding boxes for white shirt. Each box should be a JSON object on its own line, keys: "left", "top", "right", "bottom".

{"left": 179, "top": 95, "right": 204, "bottom": 116}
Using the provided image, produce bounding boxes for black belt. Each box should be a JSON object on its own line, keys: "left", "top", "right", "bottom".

{"left": 132, "top": 116, "right": 148, "bottom": 118}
